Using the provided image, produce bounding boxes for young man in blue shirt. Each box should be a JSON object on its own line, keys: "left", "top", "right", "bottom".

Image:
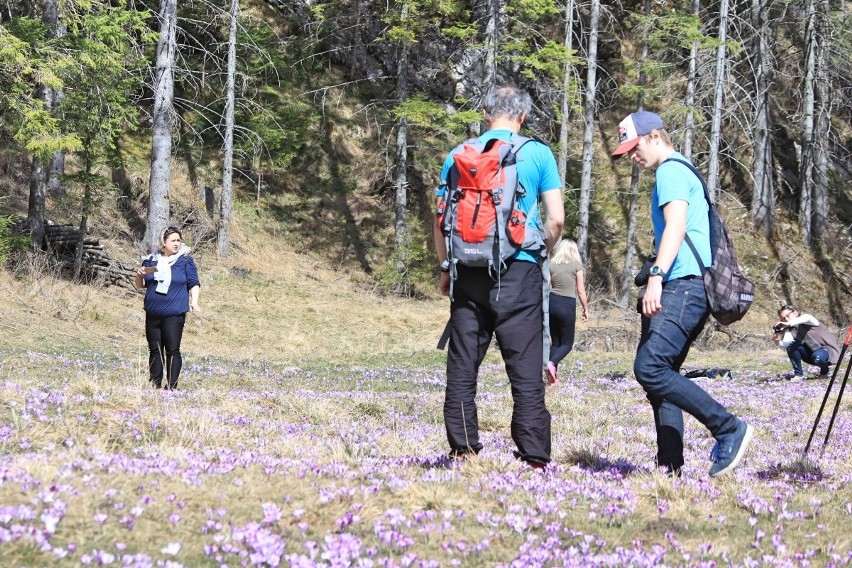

{"left": 613, "top": 111, "right": 753, "bottom": 477}
{"left": 434, "top": 85, "right": 564, "bottom": 468}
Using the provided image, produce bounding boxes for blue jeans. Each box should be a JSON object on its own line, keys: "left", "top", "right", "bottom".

{"left": 633, "top": 278, "right": 739, "bottom": 472}
{"left": 786, "top": 343, "right": 830, "bottom": 376}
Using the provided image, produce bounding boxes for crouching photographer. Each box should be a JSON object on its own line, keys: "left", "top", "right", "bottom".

{"left": 774, "top": 305, "right": 841, "bottom": 381}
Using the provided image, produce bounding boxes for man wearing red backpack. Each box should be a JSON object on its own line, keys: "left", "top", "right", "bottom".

{"left": 434, "top": 85, "right": 564, "bottom": 468}
{"left": 613, "top": 110, "right": 753, "bottom": 478}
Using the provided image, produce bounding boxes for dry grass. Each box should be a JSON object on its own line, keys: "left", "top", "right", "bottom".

{"left": 0, "top": 217, "right": 450, "bottom": 368}
{"left": 194, "top": 237, "right": 449, "bottom": 366}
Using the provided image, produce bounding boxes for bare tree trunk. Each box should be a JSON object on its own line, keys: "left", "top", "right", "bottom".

{"left": 73, "top": 208, "right": 88, "bottom": 280}
{"left": 217, "top": 0, "right": 239, "bottom": 258}
{"left": 27, "top": 77, "right": 53, "bottom": 247}
{"left": 27, "top": 158, "right": 46, "bottom": 249}
{"left": 255, "top": 153, "right": 262, "bottom": 208}
{"left": 48, "top": 151, "right": 65, "bottom": 197}
{"left": 484, "top": 0, "right": 498, "bottom": 95}
{"left": 707, "top": 0, "right": 730, "bottom": 203}
{"left": 576, "top": 0, "right": 599, "bottom": 261}
{"left": 618, "top": 0, "right": 652, "bottom": 308}
{"left": 394, "top": 3, "right": 410, "bottom": 276}
{"left": 27, "top": 0, "right": 65, "bottom": 247}
{"left": 144, "top": 0, "right": 177, "bottom": 252}
{"left": 750, "top": 0, "right": 775, "bottom": 236}
{"left": 683, "top": 0, "right": 700, "bottom": 159}
{"left": 351, "top": 0, "right": 366, "bottom": 78}
{"left": 472, "top": 0, "right": 501, "bottom": 136}
{"left": 393, "top": 126, "right": 409, "bottom": 274}
{"left": 557, "top": 0, "right": 575, "bottom": 187}
{"left": 42, "top": 0, "right": 66, "bottom": 197}
{"left": 799, "top": 0, "right": 816, "bottom": 243}
{"left": 812, "top": 0, "right": 830, "bottom": 241}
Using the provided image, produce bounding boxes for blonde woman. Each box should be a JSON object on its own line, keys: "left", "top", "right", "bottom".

{"left": 546, "top": 239, "right": 588, "bottom": 384}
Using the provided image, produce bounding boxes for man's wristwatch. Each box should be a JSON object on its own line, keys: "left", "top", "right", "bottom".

{"left": 440, "top": 260, "right": 450, "bottom": 273}
{"left": 649, "top": 265, "right": 667, "bottom": 279}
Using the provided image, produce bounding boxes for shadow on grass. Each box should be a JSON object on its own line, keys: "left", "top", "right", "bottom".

{"left": 414, "top": 454, "right": 551, "bottom": 472}
{"left": 756, "top": 458, "right": 827, "bottom": 483}
{"left": 566, "top": 447, "right": 641, "bottom": 477}
{"left": 415, "top": 454, "right": 479, "bottom": 471}
{"left": 264, "top": 118, "right": 376, "bottom": 275}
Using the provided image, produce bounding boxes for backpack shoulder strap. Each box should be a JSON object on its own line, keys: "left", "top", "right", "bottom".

{"left": 683, "top": 234, "right": 708, "bottom": 276}
{"left": 460, "top": 133, "right": 533, "bottom": 156}
{"left": 661, "top": 157, "right": 711, "bottom": 275}
{"left": 508, "top": 133, "right": 534, "bottom": 156}
{"left": 661, "top": 157, "right": 712, "bottom": 208}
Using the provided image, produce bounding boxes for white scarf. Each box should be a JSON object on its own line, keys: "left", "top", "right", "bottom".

{"left": 151, "top": 245, "right": 190, "bottom": 294}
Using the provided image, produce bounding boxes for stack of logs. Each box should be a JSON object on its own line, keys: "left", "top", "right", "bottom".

{"left": 44, "top": 224, "right": 136, "bottom": 288}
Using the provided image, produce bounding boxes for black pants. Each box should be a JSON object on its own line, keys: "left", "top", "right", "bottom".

{"left": 445, "top": 261, "right": 551, "bottom": 464}
{"left": 548, "top": 294, "right": 576, "bottom": 366}
{"left": 145, "top": 313, "right": 186, "bottom": 389}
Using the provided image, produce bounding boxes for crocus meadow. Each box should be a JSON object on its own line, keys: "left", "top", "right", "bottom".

{"left": 1, "top": 349, "right": 852, "bottom": 566}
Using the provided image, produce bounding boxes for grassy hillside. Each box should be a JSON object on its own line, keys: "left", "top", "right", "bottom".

{"left": 4, "top": 5, "right": 852, "bottom": 563}
{"left": 4, "top": 135, "right": 852, "bottom": 362}
{"left": 0, "top": 221, "right": 449, "bottom": 371}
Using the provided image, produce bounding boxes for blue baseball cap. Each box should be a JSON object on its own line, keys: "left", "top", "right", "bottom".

{"left": 612, "top": 111, "right": 665, "bottom": 158}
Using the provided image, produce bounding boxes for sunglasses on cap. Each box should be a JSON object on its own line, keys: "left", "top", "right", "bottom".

{"left": 163, "top": 226, "right": 181, "bottom": 238}
{"left": 778, "top": 305, "right": 797, "bottom": 317}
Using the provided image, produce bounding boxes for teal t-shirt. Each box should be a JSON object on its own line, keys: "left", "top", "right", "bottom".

{"left": 651, "top": 153, "right": 711, "bottom": 280}
{"left": 437, "top": 129, "right": 561, "bottom": 263}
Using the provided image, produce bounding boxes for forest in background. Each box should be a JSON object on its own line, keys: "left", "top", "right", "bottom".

{"left": 1, "top": 0, "right": 852, "bottom": 321}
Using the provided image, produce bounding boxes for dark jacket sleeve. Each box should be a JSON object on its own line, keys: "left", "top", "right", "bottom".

{"left": 185, "top": 256, "right": 201, "bottom": 289}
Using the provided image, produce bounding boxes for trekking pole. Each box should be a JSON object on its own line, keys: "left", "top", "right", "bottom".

{"left": 819, "top": 332, "right": 852, "bottom": 457}
{"left": 803, "top": 322, "right": 852, "bottom": 457}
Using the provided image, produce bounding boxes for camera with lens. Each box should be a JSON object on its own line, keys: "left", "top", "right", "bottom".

{"left": 773, "top": 323, "right": 785, "bottom": 333}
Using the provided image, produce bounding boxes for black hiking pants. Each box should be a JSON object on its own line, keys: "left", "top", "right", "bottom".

{"left": 145, "top": 313, "right": 186, "bottom": 389}
{"left": 444, "top": 260, "right": 551, "bottom": 464}
{"left": 548, "top": 294, "right": 577, "bottom": 367}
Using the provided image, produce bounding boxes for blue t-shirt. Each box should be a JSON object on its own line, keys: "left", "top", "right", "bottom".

{"left": 140, "top": 254, "right": 201, "bottom": 317}
{"left": 651, "top": 153, "right": 711, "bottom": 280}
{"left": 437, "top": 129, "right": 562, "bottom": 263}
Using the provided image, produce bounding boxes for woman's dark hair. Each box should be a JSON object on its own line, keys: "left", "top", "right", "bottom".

{"left": 778, "top": 304, "right": 797, "bottom": 317}
{"left": 159, "top": 226, "right": 182, "bottom": 248}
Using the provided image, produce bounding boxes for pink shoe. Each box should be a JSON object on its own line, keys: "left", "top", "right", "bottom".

{"left": 546, "top": 362, "right": 559, "bottom": 385}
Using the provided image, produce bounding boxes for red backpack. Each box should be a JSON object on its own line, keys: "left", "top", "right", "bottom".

{"left": 436, "top": 134, "right": 544, "bottom": 280}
